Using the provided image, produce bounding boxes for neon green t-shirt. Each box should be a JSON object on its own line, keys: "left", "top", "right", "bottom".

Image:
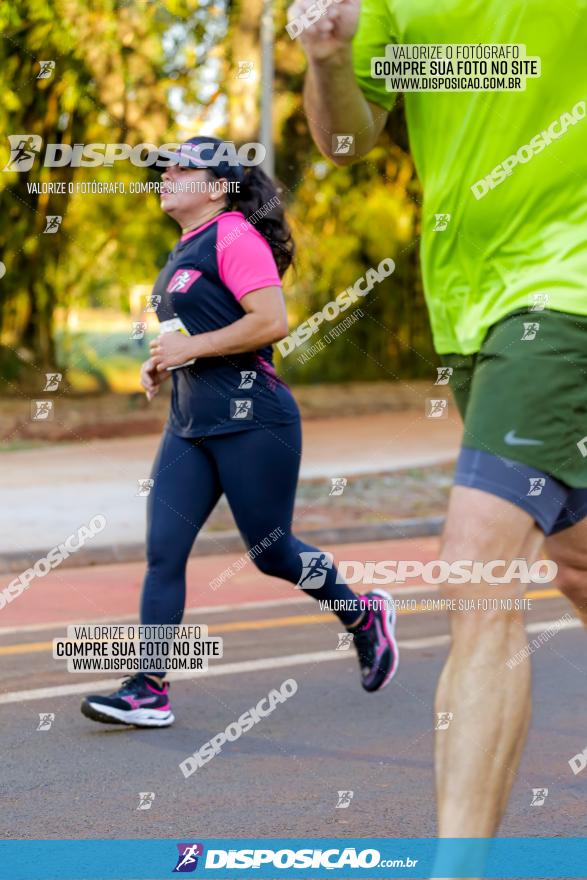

{"left": 352, "top": 0, "right": 587, "bottom": 354}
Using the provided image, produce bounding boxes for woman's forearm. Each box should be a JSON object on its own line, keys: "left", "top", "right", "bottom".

{"left": 188, "top": 313, "right": 286, "bottom": 359}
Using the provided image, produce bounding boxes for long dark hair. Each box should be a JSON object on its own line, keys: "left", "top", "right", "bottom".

{"left": 226, "top": 166, "right": 295, "bottom": 278}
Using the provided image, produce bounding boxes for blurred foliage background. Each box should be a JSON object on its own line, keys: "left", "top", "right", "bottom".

{"left": 0, "top": 0, "right": 434, "bottom": 394}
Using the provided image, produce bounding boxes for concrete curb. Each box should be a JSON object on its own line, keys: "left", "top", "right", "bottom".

{"left": 0, "top": 516, "right": 445, "bottom": 574}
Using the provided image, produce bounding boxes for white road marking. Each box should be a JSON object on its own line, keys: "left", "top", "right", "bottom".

{"left": 0, "top": 616, "right": 580, "bottom": 705}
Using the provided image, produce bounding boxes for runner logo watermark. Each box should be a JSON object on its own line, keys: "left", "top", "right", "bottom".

{"left": 530, "top": 788, "right": 548, "bottom": 806}
{"left": 296, "top": 551, "right": 334, "bottom": 589}
{"left": 173, "top": 843, "right": 204, "bottom": 873}
{"left": 336, "top": 633, "right": 354, "bottom": 651}
{"left": 37, "top": 713, "right": 55, "bottom": 731}
{"left": 137, "top": 479, "right": 154, "bottom": 497}
{"left": 145, "top": 293, "right": 161, "bottom": 312}
{"left": 43, "top": 215, "right": 62, "bottom": 233}
{"left": 426, "top": 398, "right": 448, "bottom": 418}
{"left": 336, "top": 790, "right": 354, "bottom": 809}
{"left": 332, "top": 134, "right": 354, "bottom": 156}
{"left": 522, "top": 322, "right": 540, "bottom": 341}
{"left": 436, "top": 712, "right": 454, "bottom": 730}
{"left": 236, "top": 61, "right": 254, "bottom": 79}
{"left": 329, "top": 477, "right": 347, "bottom": 496}
{"left": 530, "top": 293, "right": 549, "bottom": 312}
{"left": 137, "top": 792, "right": 155, "bottom": 810}
{"left": 238, "top": 370, "right": 256, "bottom": 389}
{"left": 435, "top": 367, "right": 453, "bottom": 385}
{"left": 31, "top": 400, "right": 54, "bottom": 420}
{"left": 43, "top": 372, "right": 62, "bottom": 391}
{"left": 37, "top": 60, "right": 55, "bottom": 79}
{"left": 527, "top": 477, "right": 546, "bottom": 496}
{"left": 230, "top": 399, "right": 253, "bottom": 420}
{"left": 3, "top": 135, "right": 43, "bottom": 171}
{"left": 433, "top": 213, "right": 451, "bottom": 231}
{"left": 131, "top": 321, "right": 146, "bottom": 340}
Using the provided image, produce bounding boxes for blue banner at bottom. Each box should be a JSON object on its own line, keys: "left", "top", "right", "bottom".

{"left": 1, "top": 837, "right": 586, "bottom": 879}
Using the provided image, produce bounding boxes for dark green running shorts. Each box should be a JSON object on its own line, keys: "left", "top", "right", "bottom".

{"left": 443, "top": 309, "right": 587, "bottom": 490}
{"left": 442, "top": 310, "right": 587, "bottom": 534}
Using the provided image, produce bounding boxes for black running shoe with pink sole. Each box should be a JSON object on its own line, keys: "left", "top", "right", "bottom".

{"left": 81, "top": 673, "right": 174, "bottom": 727}
{"left": 350, "top": 589, "right": 399, "bottom": 692}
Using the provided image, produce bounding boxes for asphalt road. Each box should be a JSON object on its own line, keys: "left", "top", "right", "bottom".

{"left": 1, "top": 554, "right": 585, "bottom": 841}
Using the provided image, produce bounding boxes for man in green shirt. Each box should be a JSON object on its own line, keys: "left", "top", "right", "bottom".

{"left": 289, "top": 0, "right": 587, "bottom": 844}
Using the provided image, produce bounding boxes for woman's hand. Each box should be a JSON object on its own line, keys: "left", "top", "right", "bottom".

{"left": 140, "top": 356, "right": 170, "bottom": 401}
{"left": 150, "top": 331, "right": 195, "bottom": 371}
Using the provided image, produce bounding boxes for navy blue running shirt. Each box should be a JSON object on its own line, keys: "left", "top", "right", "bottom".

{"left": 153, "top": 210, "right": 299, "bottom": 437}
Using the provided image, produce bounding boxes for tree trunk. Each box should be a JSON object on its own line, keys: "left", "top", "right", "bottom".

{"left": 226, "top": 0, "right": 263, "bottom": 142}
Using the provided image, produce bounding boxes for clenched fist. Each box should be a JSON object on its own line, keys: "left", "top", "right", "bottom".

{"left": 140, "top": 356, "right": 170, "bottom": 401}
{"left": 286, "top": 0, "right": 361, "bottom": 60}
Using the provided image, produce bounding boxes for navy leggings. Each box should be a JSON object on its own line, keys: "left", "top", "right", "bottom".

{"left": 140, "top": 424, "right": 361, "bottom": 634}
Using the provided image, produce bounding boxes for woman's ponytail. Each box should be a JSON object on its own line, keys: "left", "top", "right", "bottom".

{"left": 227, "top": 165, "right": 295, "bottom": 278}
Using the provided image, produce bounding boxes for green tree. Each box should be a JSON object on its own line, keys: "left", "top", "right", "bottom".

{"left": 0, "top": 0, "right": 218, "bottom": 384}
{"left": 0, "top": 0, "right": 434, "bottom": 392}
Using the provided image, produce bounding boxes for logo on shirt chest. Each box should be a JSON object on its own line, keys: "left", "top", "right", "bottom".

{"left": 167, "top": 268, "right": 201, "bottom": 293}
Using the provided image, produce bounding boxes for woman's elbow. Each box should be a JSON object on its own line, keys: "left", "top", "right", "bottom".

{"left": 248, "top": 311, "right": 289, "bottom": 346}
{"left": 266, "top": 317, "right": 290, "bottom": 345}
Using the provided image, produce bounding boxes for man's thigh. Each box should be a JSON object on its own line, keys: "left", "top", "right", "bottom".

{"left": 544, "top": 515, "right": 587, "bottom": 615}
{"left": 442, "top": 485, "right": 537, "bottom": 556}
{"left": 436, "top": 488, "right": 544, "bottom": 646}
{"left": 546, "top": 515, "right": 587, "bottom": 570}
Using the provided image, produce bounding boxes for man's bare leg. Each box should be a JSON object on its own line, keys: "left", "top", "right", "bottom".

{"left": 434, "top": 487, "right": 543, "bottom": 838}
{"left": 495, "top": 525, "right": 545, "bottom": 820}
{"left": 546, "top": 518, "right": 587, "bottom": 629}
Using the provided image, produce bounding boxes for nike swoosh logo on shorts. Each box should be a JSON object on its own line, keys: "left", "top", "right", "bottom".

{"left": 504, "top": 430, "right": 544, "bottom": 446}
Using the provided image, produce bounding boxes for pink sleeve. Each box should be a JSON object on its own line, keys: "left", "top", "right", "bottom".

{"left": 216, "top": 213, "right": 281, "bottom": 301}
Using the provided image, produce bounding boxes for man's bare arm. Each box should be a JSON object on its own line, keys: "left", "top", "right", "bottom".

{"left": 289, "top": 0, "right": 388, "bottom": 163}
{"left": 305, "top": 51, "right": 388, "bottom": 163}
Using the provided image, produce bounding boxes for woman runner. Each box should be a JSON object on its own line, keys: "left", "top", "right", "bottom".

{"left": 81, "top": 136, "right": 398, "bottom": 727}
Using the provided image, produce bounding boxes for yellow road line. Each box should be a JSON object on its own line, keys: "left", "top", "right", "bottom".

{"left": 0, "top": 587, "right": 563, "bottom": 657}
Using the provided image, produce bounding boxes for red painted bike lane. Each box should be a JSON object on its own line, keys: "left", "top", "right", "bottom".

{"left": 0, "top": 537, "right": 440, "bottom": 628}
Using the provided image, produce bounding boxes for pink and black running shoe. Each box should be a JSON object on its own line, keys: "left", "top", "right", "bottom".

{"left": 81, "top": 673, "right": 174, "bottom": 727}
{"left": 350, "top": 589, "right": 399, "bottom": 692}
